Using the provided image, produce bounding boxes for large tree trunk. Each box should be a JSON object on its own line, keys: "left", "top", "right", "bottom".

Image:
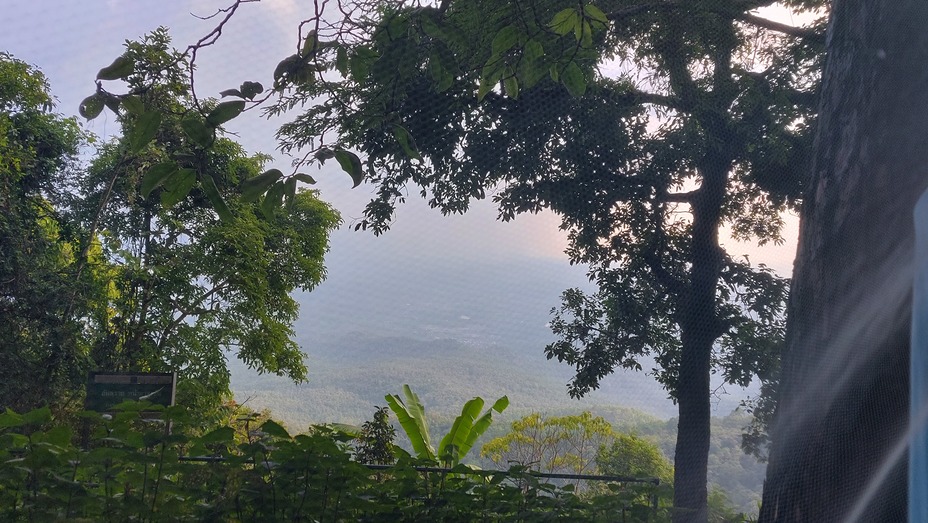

{"left": 673, "top": 149, "right": 730, "bottom": 523}
{"left": 760, "top": 2, "right": 928, "bottom": 521}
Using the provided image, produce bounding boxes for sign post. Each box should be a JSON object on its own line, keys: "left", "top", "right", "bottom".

{"left": 86, "top": 372, "right": 177, "bottom": 412}
{"left": 82, "top": 372, "right": 178, "bottom": 448}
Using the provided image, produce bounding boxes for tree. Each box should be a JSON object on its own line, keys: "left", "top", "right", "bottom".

{"left": 482, "top": 411, "right": 615, "bottom": 485}
{"left": 482, "top": 411, "right": 616, "bottom": 494}
{"left": 264, "top": 1, "right": 826, "bottom": 519}
{"left": 0, "top": 53, "right": 106, "bottom": 412}
{"left": 760, "top": 2, "right": 928, "bottom": 521}
{"left": 355, "top": 406, "right": 397, "bottom": 465}
{"left": 71, "top": 30, "right": 341, "bottom": 412}
{"left": 598, "top": 432, "right": 673, "bottom": 484}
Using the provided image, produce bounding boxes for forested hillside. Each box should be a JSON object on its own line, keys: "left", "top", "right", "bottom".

{"left": 230, "top": 255, "right": 766, "bottom": 513}
{"left": 231, "top": 254, "right": 754, "bottom": 423}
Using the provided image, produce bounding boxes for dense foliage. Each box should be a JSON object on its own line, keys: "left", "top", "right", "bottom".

{"left": 598, "top": 433, "right": 674, "bottom": 484}
{"left": 0, "top": 403, "right": 673, "bottom": 522}
{"left": 0, "top": 53, "right": 104, "bottom": 413}
{"left": 355, "top": 406, "right": 397, "bottom": 465}
{"left": 0, "top": 35, "right": 340, "bottom": 414}
{"left": 482, "top": 412, "right": 618, "bottom": 483}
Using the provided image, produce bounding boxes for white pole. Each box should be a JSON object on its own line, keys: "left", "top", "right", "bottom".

{"left": 910, "top": 189, "right": 928, "bottom": 522}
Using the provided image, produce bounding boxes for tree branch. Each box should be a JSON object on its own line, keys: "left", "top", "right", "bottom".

{"left": 157, "top": 281, "right": 230, "bottom": 351}
{"left": 660, "top": 190, "right": 697, "bottom": 203}
{"left": 603, "top": 2, "right": 824, "bottom": 43}
{"left": 733, "top": 12, "right": 824, "bottom": 43}
{"left": 599, "top": 84, "right": 682, "bottom": 110}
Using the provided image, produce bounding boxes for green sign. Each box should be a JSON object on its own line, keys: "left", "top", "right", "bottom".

{"left": 86, "top": 372, "right": 176, "bottom": 412}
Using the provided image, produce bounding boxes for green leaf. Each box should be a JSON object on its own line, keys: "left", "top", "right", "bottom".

{"left": 561, "top": 62, "right": 587, "bottom": 97}
{"left": 301, "top": 30, "right": 319, "bottom": 58}
{"left": 314, "top": 147, "right": 336, "bottom": 162}
{"left": 348, "top": 47, "right": 378, "bottom": 83}
{"left": 240, "top": 81, "right": 264, "bottom": 100}
{"left": 21, "top": 406, "right": 51, "bottom": 425}
{"left": 79, "top": 94, "right": 104, "bottom": 120}
{"left": 428, "top": 50, "right": 446, "bottom": 84}
{"left": 327, "top": 423, "right": 361, "bottom": 437}
{"left": 96, "top": 54, "right": 134, "bottom": 80}
{"left": 581, "top": 20, "right": 593, "bottom": 47}
{"left": 181, "top": 114, "right": 214, "bottom": 148}
{"left": 102, "top": 93, "right": 121, "bottom": 114}
{"left": 200, "top": 173, "right": 234, "bottom": 222}
{"left": 334, "top": 149, "right": 364, "bottom": 188}
{"left": 120, "top": 95, "right": 144, "bottom": 115}
{"left": 583, "top": 4, "right": 610, "bottom": 25}
{"left": 461, "top": 396, "right": 508, "bottom": 459}
{"left": 385, "top": 385, "right": 435, "bottom": 461}
{"left": 160, "top": 168, "right": 197, "bottom": 208}
{"left": 284, "top": 176, "right": 298, "bottom": 210}
{"left": 490, "top": 395, "right": 510, "bottom": 413}
{"left": 503, "top": 75, "right": 520, "bottom": 99}
{"left": 198, "top": 426, "right": 235, "bottom": 445}
{"left": 260, "top": 419, "right": 291, "bottom": 439}
{"left": 293, "top": 173, "right": 317, "bottom": 185}
{"left": 241, "top": 168, "right": 284, "bottom": 202}
{"left": 206, "top": 100, "right": 245, "bottom": 127}
{"left": 335, "top": 46, "right": 349, "bottom": 76}
{"left": 519, "top": 40, "right": 546, "bottom": 90}
{"left": 550, "top": 8, "right": 579, "bottom": 36}
{"left": 261, "top": 180, "right": 286, "bottom": 219}
{"left": 429, "top": 45, "right": 458, "bottom": 93}
{"left": 524, "top": 39, "right": 545, "bottom": 62}
{"left": 393, "top": 125, "right": 421, "bottom": 160}
{"left": 44, "top": 425, "right": 72, "bottom": 447}
{"left": 436, "top": 71, "right": 454, "bottom": 93}
{"left": 438, "top": 397, "right": 484, "bottom": 464}
{"left": 0, "top": 408, "right": 24, "bottom": 428}
{"left": 491, "top": 25, "right": 520, "bottom": 57}
{"left": 478, "top": 58, "right": 505, "bottom": 102}
{"left": 420, "top": 15, "right": 447, "bottom": 41}
{"left": 140, "top": 162, "right": 179, "bottom": 199}
{"left": 128, "top": 111, "right": 161, "bottom": 154}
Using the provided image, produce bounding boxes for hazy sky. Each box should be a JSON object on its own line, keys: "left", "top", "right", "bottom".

{"left": 2, "top": 0, "right": 800, "bottom": 273}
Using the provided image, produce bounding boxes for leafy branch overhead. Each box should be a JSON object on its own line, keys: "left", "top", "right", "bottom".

{"left": 60, "top": 31, "right": 342, "bottom": 412}
{"left": 79, "top": 16, "right": 324, "bottom": 222}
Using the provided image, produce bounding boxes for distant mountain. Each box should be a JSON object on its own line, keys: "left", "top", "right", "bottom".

{"left": 230, "top": 253, "right": 756, "bottom": 426}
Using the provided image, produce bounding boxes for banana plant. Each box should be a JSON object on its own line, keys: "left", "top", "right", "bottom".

{"left": 385, "top": 384, "right": 435, "bottom": 461}
{"left": 385, "top": 384, "right": 509, "bottom": 467}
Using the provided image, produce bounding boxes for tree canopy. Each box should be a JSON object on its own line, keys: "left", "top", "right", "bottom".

{"left": 482, "top": 411, "right": 617, "bottom": 484}
{"left": 0, "top": 52, "right": 102, "bottom": 412}
{"left": 1, "top": 30, "right": 341, "bottom": 414}
{"left": 71, "top": 30, "right": 341, "bottom": 411}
